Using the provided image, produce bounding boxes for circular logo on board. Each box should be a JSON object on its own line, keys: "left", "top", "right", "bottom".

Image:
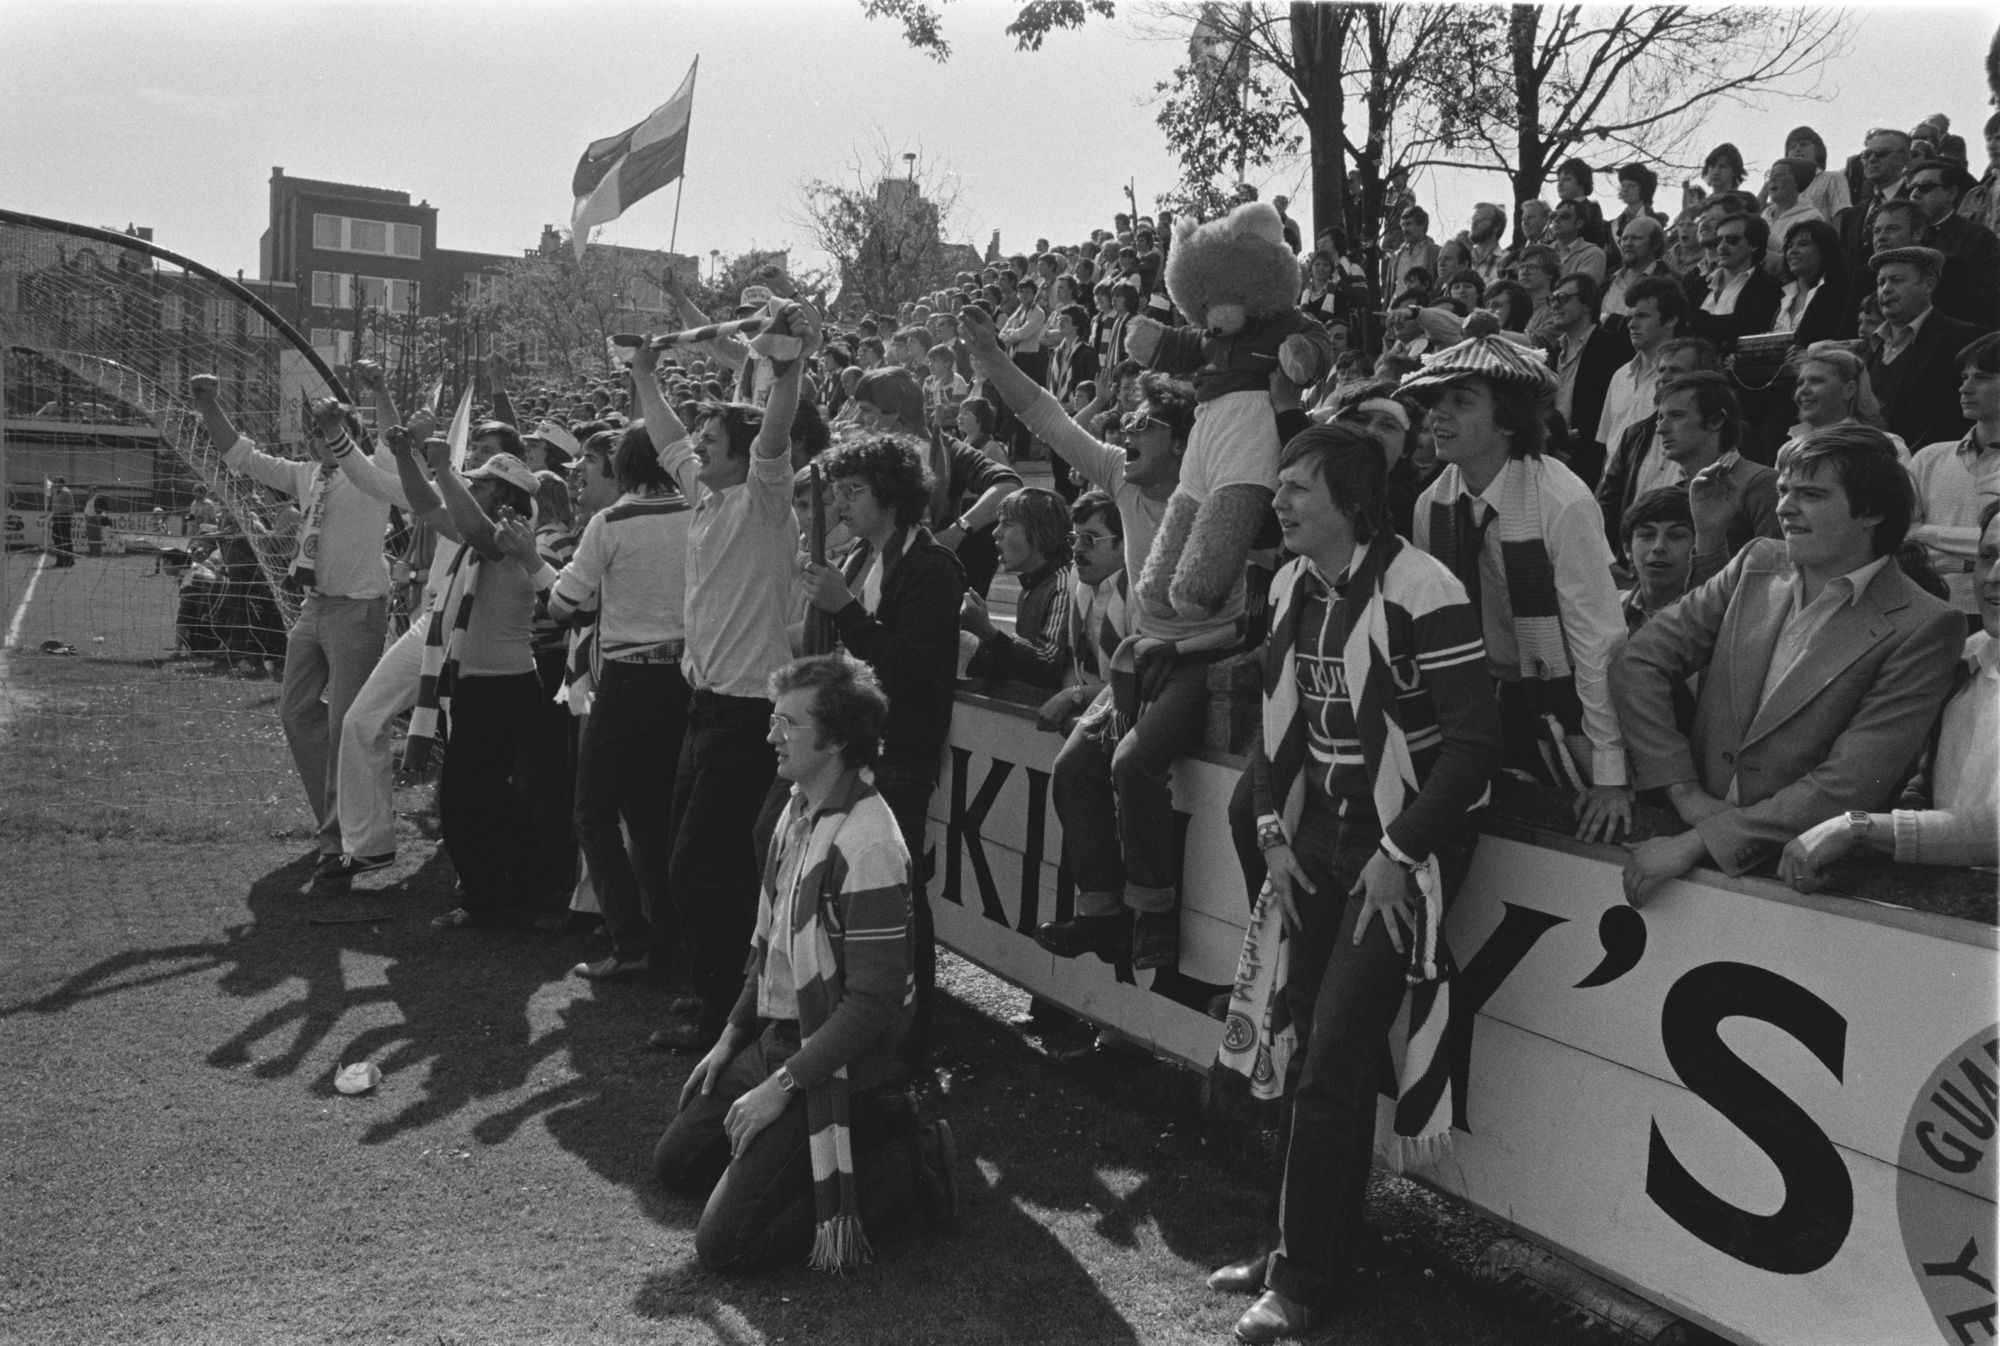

{"left": 1896, "top": 1025, "right": 1999, "bottom": 1345}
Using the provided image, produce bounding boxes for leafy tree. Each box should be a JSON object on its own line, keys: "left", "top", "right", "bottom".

{"left": 470, "top": 240, "right": 694, "bottom": 388}
{"left": 792, "top": 137, "right": 968, "bottom": 316}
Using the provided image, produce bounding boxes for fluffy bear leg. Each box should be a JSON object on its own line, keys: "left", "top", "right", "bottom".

{"left": 1168, "top": 484, "right": 1272, "bottom": 622}
{"left": 1135, "top": 489, "right": 1200, "bottom": 623}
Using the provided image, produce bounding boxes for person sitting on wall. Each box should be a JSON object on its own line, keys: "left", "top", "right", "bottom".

{"left": 1613, "top": 426, "right": 1964, "bottom": 902}
{"left": 1778, "top": 496, "right": 2000, "bottom": 888}
{"left": 961, "top": 486, "right": 1076, "bottom": 689}
{"left": 1209, "top": 423, "right": 1502, "bottom": 1344}
{"left": 652, "top": 653, "right": 959, "bottom": 1274}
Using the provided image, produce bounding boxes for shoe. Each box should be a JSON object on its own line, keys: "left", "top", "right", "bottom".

{"left": 1132, "top": 910, "right": 1180, "bottom": 970}
{"left": 910, "top": 1119, "right": 960, "bottom": 1230}
{"left": 1234, "top": 1289, "right": 1316, "bottom": 1344}
{"left": 431, "top": 906, "right": 492, "bottom": 929}
{"left": 1207, "top": 1249, "right": 1272, "bottom": 1295}
{"left": 574, "top": 953, "right": 651, "bottom": 981}
{"left": 314, "top": 852, "right": 394, "bottom": 887}
{"left": 647, "top": 1021, "right": 715, "bottom": 1051}
{"left": 1034, "top": 912, "right": 1132, "bottom": 962}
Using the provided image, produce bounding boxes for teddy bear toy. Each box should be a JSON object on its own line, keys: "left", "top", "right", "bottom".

{"left": 1122, "top": 200, "right": 1334, "bottom": 628}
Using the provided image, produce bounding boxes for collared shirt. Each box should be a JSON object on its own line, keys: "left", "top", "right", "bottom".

{"left": 757, "top": 796, "right": 812, "bottom": 1021}
{"left": 1596, "top": 348, "right": 1660, "bottom": 461}
{"left": 550, "top": 490, "right": 691, "bottom": 658}
{"left": 1773, "top": 276, "right": 1824, "bottom": 334}
{"left": 1755, "top": 552, "right": 1895, "bottom": 717}
{"left": 1879, "top": 305, "right": 1933, "bottom": 366}
{"left": 1602, "top": 262, "right": 1665, "bottom": 317}
{"left": 1413, "top": 457, "right": 1629, "bottom": 785}
{"left": 1702, "top": 262, "right": 1754, "bottom": 315}
{"left": 660, "top": 437, "right": 797, "bottom": 698}
{"left": 1469, "top": 239, "right": 1504, "bottom": 284}
{"left": 1907, "top": 429, "right": 2000, "bottom": 614}
{"left": 1893, "top": 631, "right": 1999, "bottom": 866}
{"left": 1553, "top": 323, "right": 1596, "bottom": 421}
{"left": 1551, "top": 237, "right": 1606, "bottom": 284}
{"left": 224, "top": 435, "right": 393, "bottom": 599}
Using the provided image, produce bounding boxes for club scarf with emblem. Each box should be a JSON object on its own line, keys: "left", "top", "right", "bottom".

{"left": 1216, "top": 534, "right": 1483, "bottom": 1165}
{"left": 750, "top": 772, "right": 914, "bottom": 1273}
{"left": 403, "top": 544, "right": 480, "bottom": 772}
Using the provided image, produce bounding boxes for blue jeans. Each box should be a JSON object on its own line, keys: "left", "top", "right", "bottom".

{"left": 1049, "top": 655, "right": 1212, "bottom": 915}
{"left": 652, "top": 1022, "right": 920, "bottom": 1272}
{"left": 575, "top": 660, "right": 689, "bottom": 960}
{"left": 1254, "top": 790, "right": 1475, "bottom": 1307}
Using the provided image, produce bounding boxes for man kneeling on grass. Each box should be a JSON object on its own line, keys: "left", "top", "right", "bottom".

{"left": 653, "top": 653, "right": 958, "bottom": 1272}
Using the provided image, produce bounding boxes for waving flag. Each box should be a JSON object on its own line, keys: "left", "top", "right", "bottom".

{"left": 445, "top": 381, "right": 475, "bottom": 471}
{"left": 570, "top": 58, "right": 698, "bottom": 261}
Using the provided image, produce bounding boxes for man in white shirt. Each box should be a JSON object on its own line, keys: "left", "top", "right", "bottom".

{"left": 1603, "top": 216, "right": 1672, "bottom": 318}
{"left": 1548, "top": 200, "right": 1607, "bottom": 284}
{"left": 193, "top": 374, "right": 395, "bottom": 869}
{"left": 1466, "top": 203, "right": 1508, "bottom": 285}
{"left": 624, "top": 307, "right": 820, "bottom": 1050}
{"left": 1906, "top": 331, "right": 2000, "bottom": 618}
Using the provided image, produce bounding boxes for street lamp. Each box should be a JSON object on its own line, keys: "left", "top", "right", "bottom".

{"left": 902, "top": 152, "right": 916, "bottom": 181}
{"left": 709, "top": 249, "right": 720, "bottom": 283}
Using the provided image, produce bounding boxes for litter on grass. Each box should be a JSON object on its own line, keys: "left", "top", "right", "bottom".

{"left": 334, "top": 1062, "right": 382, "bottom": 1095}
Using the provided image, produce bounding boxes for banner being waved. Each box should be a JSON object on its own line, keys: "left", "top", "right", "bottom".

{"left": 570, "top": 57, "right": 698, "bottom": 261}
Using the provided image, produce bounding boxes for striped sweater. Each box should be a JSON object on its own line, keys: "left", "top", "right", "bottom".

{"left": 1250, "top": 536, "right": 1503, "bottom": 865}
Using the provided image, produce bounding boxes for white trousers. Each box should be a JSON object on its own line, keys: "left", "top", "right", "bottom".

{"left": 334, "top": 612, "right": 429, "bottom": 858}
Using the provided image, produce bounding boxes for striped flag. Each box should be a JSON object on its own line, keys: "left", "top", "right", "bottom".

{"left": 570, "top": 58, "right": 698, "bottom": 261}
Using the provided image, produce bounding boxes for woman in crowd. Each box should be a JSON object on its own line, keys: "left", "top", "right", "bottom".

{"left": 1779, "top": 342, "right": 1907, "bottom": 467}
{"left": 1761, "top": 159, "right": 1826, "bottom": 272}
{"left": 1773, "top": 218, "right": 1851, "bottom": 345}
{"left": 1702, "top": 142, "right": 1748, "bottom": 198}
{"left": 1785, "top": 125, "right": 1853, "bottom": 224}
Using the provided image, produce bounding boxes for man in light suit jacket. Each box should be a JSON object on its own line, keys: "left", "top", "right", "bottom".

{"left": 1612, "top": 426, "right": 1963, "bottom": 901}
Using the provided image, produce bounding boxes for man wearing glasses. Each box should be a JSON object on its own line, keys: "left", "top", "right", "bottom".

{"left": 1903, "top": 158, "right": 2000, "bottom": 331}
{"left": 1688, "top": 213, "right": 1781, "bottom": 350}
{"left": 1843, "top": 128, "right": 1914, "bottom": 272}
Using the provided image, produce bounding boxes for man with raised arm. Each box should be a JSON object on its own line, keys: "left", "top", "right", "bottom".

{"left": 192, "top": 373, "right": 397, "bottom": 872}
{"left": 956, "top": 304, "right": 1211, "bottom": 970}
{"left": 609, "top": 299, "right": 818, "bottom": 1051}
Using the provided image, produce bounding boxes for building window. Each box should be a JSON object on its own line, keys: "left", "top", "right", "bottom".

{"left": 310, "top": 328, "right": 354, "bottom": 365}
{"left": 312, "top": 271, "right": 420, "bottom": 314}
{"left": 311, "top": 213, "right": 422, "bottom": 259}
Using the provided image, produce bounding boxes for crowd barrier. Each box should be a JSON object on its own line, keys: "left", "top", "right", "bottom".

{"left": 925, "top": 684, "right": 1997, "bottom": 1346}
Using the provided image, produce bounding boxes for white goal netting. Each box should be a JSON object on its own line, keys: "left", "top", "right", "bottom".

{"left": 0, "top": 213, "right": 362, "bottom": 843}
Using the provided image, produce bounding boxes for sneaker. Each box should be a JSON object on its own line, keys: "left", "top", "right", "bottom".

{"left": 1131, "top": 910, "right": 1180, "bottom": 971}
{"left": 1033, "top": 912, "right": 1132, "bottom": 962}
{"left": 573, "top": 953, "right": 651, "bottom": 981}
{"left": 910, "top": 1119, "right": 960, "bottom": 1230}
{"left": 314, "top": 852, "right": 394, "bottom": 887}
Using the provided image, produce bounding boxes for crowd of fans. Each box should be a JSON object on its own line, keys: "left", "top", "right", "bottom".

{"left": 183, "top": 105, "right": 1996, "bottom": 1328}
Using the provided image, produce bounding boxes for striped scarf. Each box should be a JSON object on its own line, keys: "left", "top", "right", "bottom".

{"left": 288, "top": 463, "right": 338, "bottom": 590}
{"left": 750, "top": 774, "right": 911, "bottom": 1273}
{"left": 1425, "top": 457, "right": 1570, "bottom": 680}
{"left": 1217, "top": 537, "right": 1475, "bottom": 1163}
{"left": 403, "top": 544, "right": 480, "bottom": 772}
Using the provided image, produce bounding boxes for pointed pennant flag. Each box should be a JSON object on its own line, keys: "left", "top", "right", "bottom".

{"left": 445, "top": 382, "right": 475, "bottom": 471}
{"left": 571, "top": 57, "right": 698, "bottom": 261}
{"left": 423, "top": 370, "right": 445, "bottom": 418}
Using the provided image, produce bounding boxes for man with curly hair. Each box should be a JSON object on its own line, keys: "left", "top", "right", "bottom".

{"left": 799, "top": 433, "right": 965, "bottom": 1070}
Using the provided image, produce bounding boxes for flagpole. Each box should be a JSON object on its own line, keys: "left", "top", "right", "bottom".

{"left": 668, "top": 56, "right": 697, "bottom": 258}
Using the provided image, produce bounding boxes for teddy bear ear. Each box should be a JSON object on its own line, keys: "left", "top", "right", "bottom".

{"left": 1229, "top": 201, "right": 1286, "bottom": 247}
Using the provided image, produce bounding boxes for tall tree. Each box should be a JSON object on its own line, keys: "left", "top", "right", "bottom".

{"left": 791, "top": 137, "right": 969, "bottom": 315}
{"left": 471, "top": 241, "right": 695, "bottom": 387}
{"left": 1419, "top": 6, "right": 1849, "bottom": 213}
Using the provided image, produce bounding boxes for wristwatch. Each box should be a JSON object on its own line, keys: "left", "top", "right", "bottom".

{"left": 1846, "top": 810, "right": 1873, "bottom": 837}
{"left": 773, "top": 1066, "right": 800, "bottom": 1094}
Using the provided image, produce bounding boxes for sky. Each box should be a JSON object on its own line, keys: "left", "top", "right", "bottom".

{"left": 2, "top": 2, "right": 1995, "bottom": 286}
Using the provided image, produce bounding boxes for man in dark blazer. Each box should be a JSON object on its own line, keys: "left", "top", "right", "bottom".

{"left": 1905, "top": 158, "right": 2000, "bottom": 331}
{"left": 1685, "top": 212, "right": 1782, "bottom": 352}
{"left": 1866, "top": 246, "right": 1980, "bottom": 451}
{"left": 1613, "top": 426, "right": 1963, "bottom": 901}
{"left": 1547, "top": 272, "right": 1631, "bottom": 488}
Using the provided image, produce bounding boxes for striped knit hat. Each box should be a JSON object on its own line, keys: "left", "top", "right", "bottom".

{"left": 1396, "top": 334, "right": 1557, "bottom": 401}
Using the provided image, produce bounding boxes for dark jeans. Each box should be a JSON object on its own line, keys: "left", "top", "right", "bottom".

{"left": 49, "top": 514, "right": 74, "bottom": 565}
{"left": 1050, "top": 655, "right": 1212, "bottom": 914}
{"left": 653, "top": 1021, "right": 920, "bottom": 1273}
{"left": 575, "top": 660, "right": 689, "bottom": 960}
{"left": 440, "top": 672, "right": 551, "bottom": 916}
{"left": 514, "top": 648, "right": 578, "bottom": 912}
{"left": 668, "top": 691, "right": 776, "bottom": 1035}
{"left": 1247, "top": 790, "right": 1474, "bottom": 1307}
